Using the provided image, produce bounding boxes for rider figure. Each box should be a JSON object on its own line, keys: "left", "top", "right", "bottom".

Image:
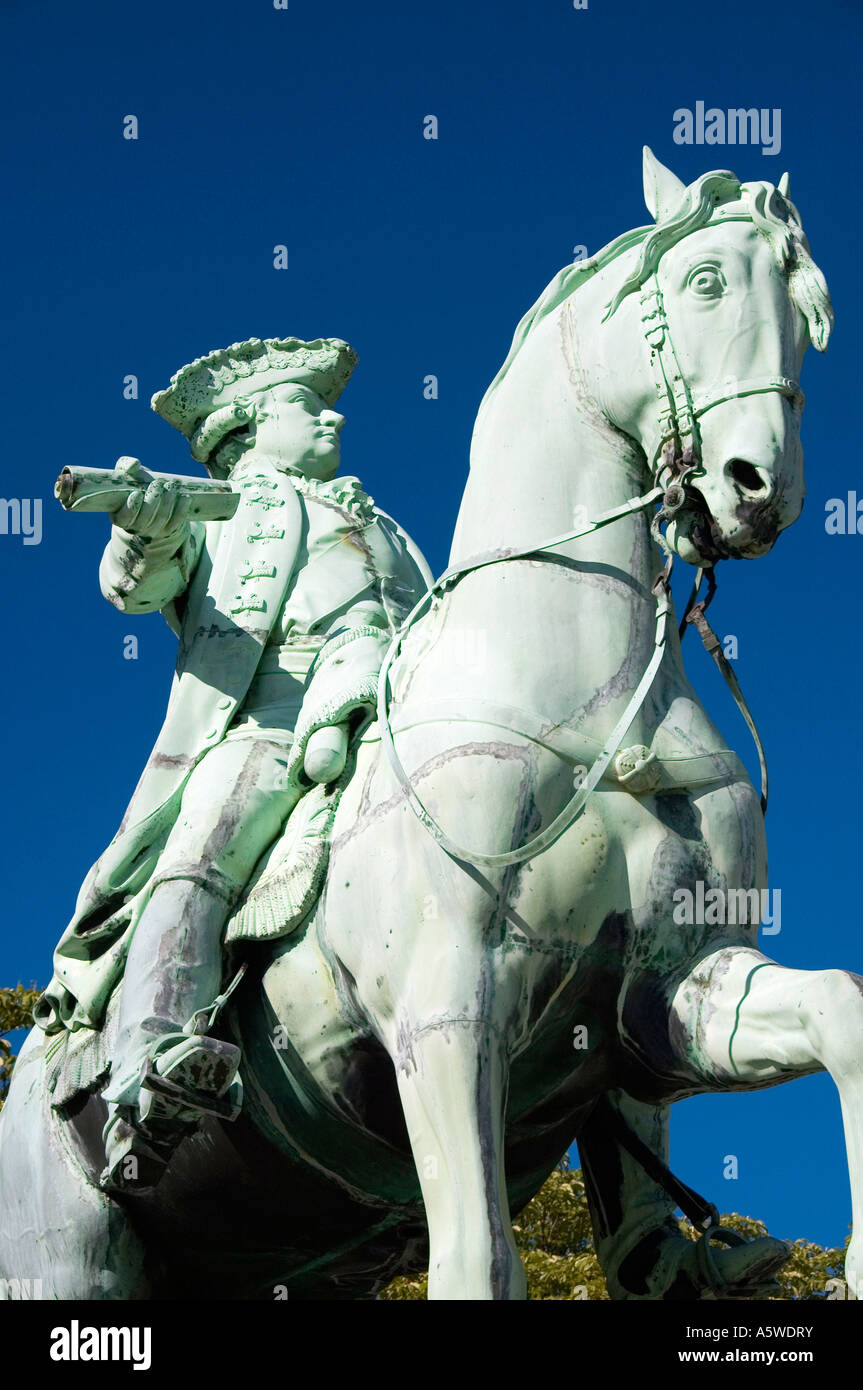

{"left": 34, "top": 337, "right": 431, "bottom": 1191}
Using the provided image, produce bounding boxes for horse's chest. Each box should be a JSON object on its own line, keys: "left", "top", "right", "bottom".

{"left": 510, "top": 783, "right": 762, "bottom": 979}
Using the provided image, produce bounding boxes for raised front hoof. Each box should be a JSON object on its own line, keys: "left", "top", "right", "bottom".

{"left": 612, "top": 1224, "right": 790, "bottom": 1300}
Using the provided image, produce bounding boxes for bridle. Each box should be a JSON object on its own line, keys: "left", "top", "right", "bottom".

{"left": 639, "top": 259, "right": 804, "bottom": 489}
{"left": 377, "top": 217, "right": 806, "bottom": 871}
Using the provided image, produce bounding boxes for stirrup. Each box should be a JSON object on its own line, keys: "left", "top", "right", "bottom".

{"left": 184, "top": 965, "right": 248, "bottom": 1037}
{"left": 139, "top": 1033, "right": 242, "bottom": 1123}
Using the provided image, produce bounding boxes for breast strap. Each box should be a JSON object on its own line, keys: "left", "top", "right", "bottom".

{"left": 387, "top": 696, "right": 747, "bottom": 796}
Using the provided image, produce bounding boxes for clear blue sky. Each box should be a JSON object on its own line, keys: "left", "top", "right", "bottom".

{"left": 1, "top": 0, "right": 861, "bottom": 1251}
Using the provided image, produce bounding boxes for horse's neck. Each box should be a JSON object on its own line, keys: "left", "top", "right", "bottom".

{"left": 453, "top": 299, "right": 660, "bottom": 622}
{"left": 429, "top": 297, "right": 696, "bottom": 745}
{"left": 454, "top": 298, "right": 648, "bottom": 566}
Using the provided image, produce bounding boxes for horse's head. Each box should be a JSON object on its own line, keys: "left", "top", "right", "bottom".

{"left": 597, "top": 149, "right": 833, "bottom": 565}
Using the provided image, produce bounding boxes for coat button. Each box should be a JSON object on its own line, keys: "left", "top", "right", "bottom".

{"left": 217, "top": 698, "right": 232, "bottom": 710}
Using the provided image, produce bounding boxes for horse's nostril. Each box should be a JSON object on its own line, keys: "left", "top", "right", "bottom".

{"left": 728, "top": 458, "right": 767, "bottom": 493}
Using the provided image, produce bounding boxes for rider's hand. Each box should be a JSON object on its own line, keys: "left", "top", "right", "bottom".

{"left": 111, "top": 476, "right": 191, "bottom": 539}
{"left": 304, "top": 723, "right": 349, "bottom": 785}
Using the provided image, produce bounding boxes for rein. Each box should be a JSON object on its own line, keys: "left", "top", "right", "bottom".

{"left": 377, "top": 481, "right": 768, "bottom": 872}
{"left": 378, "top": 489, "right": 669, "bottom": 871}
{"left": 679, "top": 566, "right": 768, "bottom": 814}
{"left": 378, "top": 241, "right": 802, "bottom": 870}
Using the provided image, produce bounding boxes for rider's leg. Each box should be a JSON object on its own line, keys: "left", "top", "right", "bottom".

{"left": 102, "top": 735, "right": 299, "bottom": 1188}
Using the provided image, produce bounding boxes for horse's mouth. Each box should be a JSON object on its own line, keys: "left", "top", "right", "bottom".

{"left": 675, "top": 486, "right": 778, "bottom": 564}
{"left": 673, "top": 486, "right": 733, "bottom": 564}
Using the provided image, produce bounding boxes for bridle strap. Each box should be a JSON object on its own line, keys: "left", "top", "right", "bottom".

{"left": 640, "top": 273, "right": 804, "bottom": 476}
{"left": 428, "top": 483, "right": 664, "bottom": 590}
{"left": 691, "top": 375, "right": 804, "bottom": 422}
{"left": 641, "top": 275, "right": 700, "bottom": 474}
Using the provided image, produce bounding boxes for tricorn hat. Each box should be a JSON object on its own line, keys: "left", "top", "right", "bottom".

{"left": 151, "top": 336, "right": 357, "bottom": 463}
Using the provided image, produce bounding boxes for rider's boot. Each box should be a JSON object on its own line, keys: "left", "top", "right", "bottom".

{"left": 100, "top": 878, "right": 243, "bottom": 1195}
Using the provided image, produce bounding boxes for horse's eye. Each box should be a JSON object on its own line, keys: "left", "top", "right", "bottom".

{"left": 688, "top": 266, "right": 725, "bottom": 299}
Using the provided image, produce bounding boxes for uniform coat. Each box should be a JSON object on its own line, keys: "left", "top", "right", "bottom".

{"left": 35, "top": 455, "right": 430, "bottom": 1034}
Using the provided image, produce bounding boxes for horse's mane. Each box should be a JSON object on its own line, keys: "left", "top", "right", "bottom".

{"left": 476, "top": 169, "right": 833, "bottom": 431}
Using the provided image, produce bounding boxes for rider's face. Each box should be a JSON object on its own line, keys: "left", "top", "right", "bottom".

{"left": 249, "top": 383, "right": 345, "bottom": 479}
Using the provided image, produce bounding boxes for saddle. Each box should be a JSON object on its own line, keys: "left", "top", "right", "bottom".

{"left": 226, "top": 763, "right": 351, "bottom": 944}
{"left": 226, "top": 624, "right": 388, "bottom": 942}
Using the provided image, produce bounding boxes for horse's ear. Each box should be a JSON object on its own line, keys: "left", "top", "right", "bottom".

{"left": 642, "top": 146, "right": 686, "bottom": 222}
{"left": 778, "top": 171, "right": 791, "bottom": 199}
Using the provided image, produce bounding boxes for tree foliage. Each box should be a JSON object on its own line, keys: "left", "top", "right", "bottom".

{"left": 0, "top": 984, "right": 40, "bottom": 1108}
{"left": 380, "top": 1155, "right": 850, "bottom": 1301}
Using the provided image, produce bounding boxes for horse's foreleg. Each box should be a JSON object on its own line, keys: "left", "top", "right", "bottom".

{"left": 393, "top": 1019, "right": 525, "bottom": 1300}
{"left": 670, "top": 946, "right": 863, "bottom": 1297}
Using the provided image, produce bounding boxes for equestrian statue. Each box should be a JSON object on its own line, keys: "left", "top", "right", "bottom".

{"left": 0, "top": 149, "right": 849, "bottom": 1302}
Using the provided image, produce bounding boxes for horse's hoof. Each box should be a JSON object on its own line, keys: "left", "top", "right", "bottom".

{"left": 693, "top": 1234, "right": 790, "bottom": 1298}
{"left": 611, "top": 1225, "right": 790, "bottom": 1300}
{"left": 668, "top": 1232, "right": 790, "bottom": 1299}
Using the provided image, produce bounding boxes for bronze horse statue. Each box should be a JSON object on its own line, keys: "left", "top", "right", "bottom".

{"left": 1, "top": 151, "right": 847, "bottom": 1301}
